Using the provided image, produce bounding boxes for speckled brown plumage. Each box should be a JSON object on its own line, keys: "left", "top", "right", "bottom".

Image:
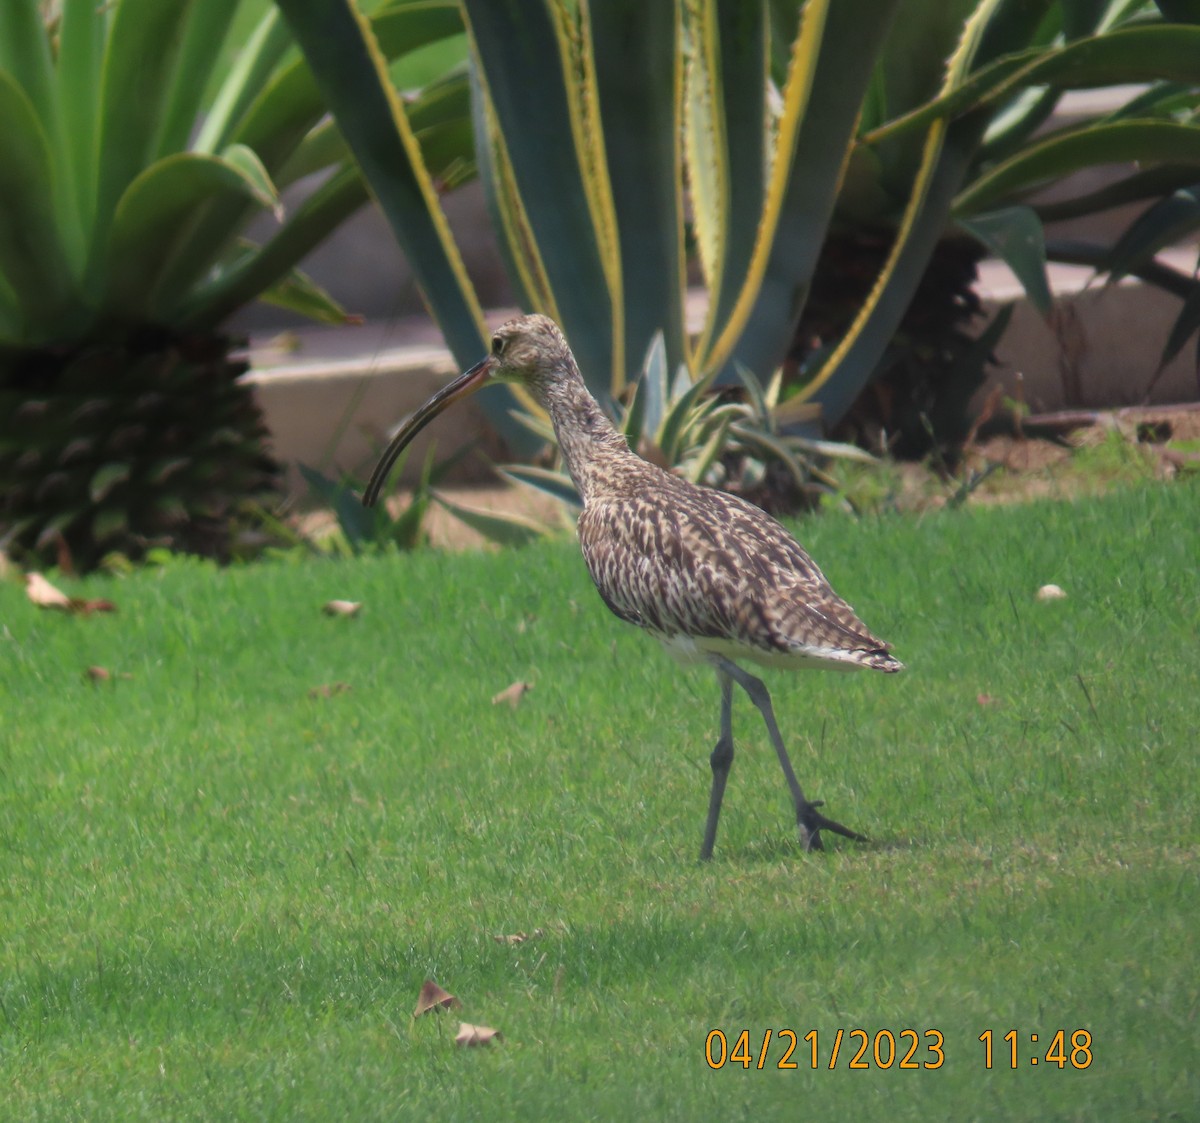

{"left": 514, "top": 315, "right": 902, "bottom": 676}
{"left": 364, "top": 313, "right": 904, "bottom": 859}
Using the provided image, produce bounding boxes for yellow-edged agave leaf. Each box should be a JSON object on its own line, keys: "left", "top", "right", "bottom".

{"left": 707, "top": 0, "right": 900, "bottom": 379}
{"left": 463, "top": 0, "right": 621, "bottom": 401}
{"left": 864, "top": 26, "right": 1200, "bottom": 151}
{"left": 684, "top": 0, "right": 724, "bottom": 314}
{"left": 470, "top": 58, "right": 559, "bottom": 321}
{"left": 784, "top": 0, "right": 1004, "bottom": 430}
{"left": 686, "top": 0, "right": 768, "bottom": 361}
{"left": 591, "top": 0, "right": 688, "bottom": 379}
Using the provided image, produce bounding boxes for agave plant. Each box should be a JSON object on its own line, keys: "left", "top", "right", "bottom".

{"left": 284, "top": 0, "right": 1200, "bottom": 492}
{"left": 811, "top": 0, "right": 1200, "bottom": 455}
{"left": 0, "top": 0, "right": 472, "bottom": 568}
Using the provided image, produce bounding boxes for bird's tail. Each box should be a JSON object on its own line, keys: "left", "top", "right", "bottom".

{"left": 860, "top": 647, "right": 904, "bottom": 673}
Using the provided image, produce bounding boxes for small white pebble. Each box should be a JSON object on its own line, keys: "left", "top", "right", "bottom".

{"left": 1036, "top": 584, "right": 1067, "bottom": 601}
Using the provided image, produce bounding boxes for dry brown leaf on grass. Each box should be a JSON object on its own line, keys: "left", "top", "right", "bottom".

{"left": 75, "top": 598, "right": 117, "bottom": 615}
{"left": 976, "top": 693, "right": 1001, "bottom": 706}
{"left": 307, "top": 682, "right": 352, "bottom": 699}
{"left": 25, "top": 573, "right": 116, "bottom": 615}
{"left": 84, "top": 666, "right": 134, "bottom": 684}
{"left": 455, "top": 1023, "right": 502, "bottom": 1047}
{"left": 413, "top": 979, "right": 461, "bottom": 1017}
{"left": 491, "top": 681, "right": 533, "bottom": 709}
{"left": 492, "top": 928, "right": 544, "bottom": 946}
{"left": 322, "top": 600, "right": 362, "bottom": 617}
{"left": 25, "top": 573, "right": 71, "bottom": 609}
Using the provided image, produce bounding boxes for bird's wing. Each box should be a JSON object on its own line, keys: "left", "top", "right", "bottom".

{"left": 578, "top": 484, "right": 890, "bottom": 657}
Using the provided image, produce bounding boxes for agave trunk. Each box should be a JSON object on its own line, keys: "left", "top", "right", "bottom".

{"left": 1, "top": 332, "right": 277, "bottom": 568}
{"left": 791, "top": 234, "right": 989, "bottom": 461}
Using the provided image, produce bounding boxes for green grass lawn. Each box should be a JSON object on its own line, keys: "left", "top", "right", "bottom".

{"left": 2, "top": 482, "right": 1197, "bottom": 1120}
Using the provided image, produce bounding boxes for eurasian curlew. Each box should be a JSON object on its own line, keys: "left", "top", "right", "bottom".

{"left": 364, "top": 314, "right": 902, "bottom": 860}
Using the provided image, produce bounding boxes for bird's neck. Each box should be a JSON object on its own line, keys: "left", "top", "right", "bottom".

{"left": 542, "top": 362, "right": 638, "bottom": 503}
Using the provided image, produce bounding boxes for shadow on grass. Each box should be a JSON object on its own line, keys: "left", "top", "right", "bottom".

{"left": 723, "top": 830, "right": 922, "bottom": 865}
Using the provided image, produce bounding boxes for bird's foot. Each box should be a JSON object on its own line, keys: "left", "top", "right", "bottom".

{"left": 797, "top": 800, "right": 868, "bottom": 852}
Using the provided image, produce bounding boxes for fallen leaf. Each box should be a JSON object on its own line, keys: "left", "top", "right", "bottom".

{"left": 1036, "top": 584, "right": 1067, "bottom": 601}
{"left": 413, "top": 979, "right": 460, "bottom": 1018}
{"left": 455, "top": 1022, "right": 501, "bottom": 1047}
{"left": 491, "top": 928, "right": 544, "bottom": 946}
{"left": 76, "top": 598, "right": 117, "bottom": 615}
{"left": 84, "top": 666, "right": 133, "bottom": 683}
{"left": 25, "top": 573, "right": 117, "bottom": 615}
{"left": 976, "top": 693, "right": 1001, "bottom": 706}
{"left": 307, "top": 682, "right": 352, "bottom": 699}
{"left": 491, "top": 681, "right": 532, "bottom": 709}
{"left": 322, "top": 600, "right": 362, "bottom": 617}
{"left": 25, "top": 573, "right": 71, "bottom": 609}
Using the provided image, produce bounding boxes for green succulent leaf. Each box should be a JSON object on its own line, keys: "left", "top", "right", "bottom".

{"left": 431, "top": 489, "right": 553, "bottom": 547}
{"left": 194, "top": 7, "right": 293, "bottom": 155}
{"left": 1157, "top": 269, "right": 1200, "bottom": 371}
{"left": 155, "top": 0, "right": 244, "bottom": 159}
{"left": 104, "top": 152, "right": 284, "bottom": 319}
{"left": 958, "top": 205, "right": 1052, "bottom": 316}
{"left": 499, "top": 465, "right": 583, "bottom": 509}
{"left": 1100, "top": 187, "right": 1200, "bottom": 284}
{"left": 258, "top": 266, "right": 356, "bottom": 327}
{"left": 299, "top": 463, "right": 378, "bottom": 551}
{"left": 275, "top": 1, "right": 489, "bottom": 371}
{"left": 0, "top": 72, "right": 81, "bottom": 338}
{"left": 956, "top": 121, "right": 1200, "bottom": 216}
{"left": 93, "top": 0, "right": 196, "bottom": 255}
{"left": 219, "top": 143, "right": 283, "bottom": 219}
{"left": 639, "top": 332, "right": 671, "bottom": 443}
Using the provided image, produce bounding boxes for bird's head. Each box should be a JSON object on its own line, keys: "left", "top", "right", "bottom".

{"left": 362, "top": 314, "right": 571, "bottom": 507}
{"left": 486, "top": 313, "right": 573, "bottom": 392}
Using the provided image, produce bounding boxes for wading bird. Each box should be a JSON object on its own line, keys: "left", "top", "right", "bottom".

{"left": 364, "top": 315, "right": 902, "bottom": 859}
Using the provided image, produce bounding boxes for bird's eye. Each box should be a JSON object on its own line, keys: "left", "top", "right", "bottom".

{"left": 491, "top": 334, "right": 505, "bottom": 357}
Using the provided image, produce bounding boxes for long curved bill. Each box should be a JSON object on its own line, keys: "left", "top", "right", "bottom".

{"left": 362, "top": 355, "right": 494, "bottom": 507}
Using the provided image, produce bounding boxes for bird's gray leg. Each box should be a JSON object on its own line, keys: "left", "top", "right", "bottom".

{"left": 699, "top": 669, "right": 735, "bottom": 862}
{"left": 714, "top": 657, "right": 866, "bottom": 852}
